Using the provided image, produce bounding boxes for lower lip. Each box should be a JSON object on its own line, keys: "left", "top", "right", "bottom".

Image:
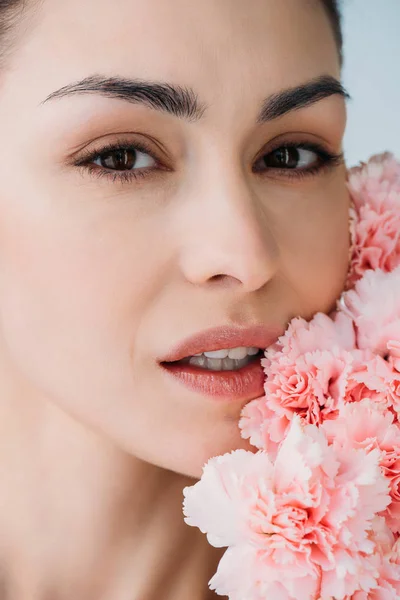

{"left": 159, "top": 357, "right": 265, "bottom": 400}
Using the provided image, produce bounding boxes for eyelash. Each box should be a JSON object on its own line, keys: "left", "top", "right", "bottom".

{"left": 74, "top": 138, "right": 162, "bottom": 184}
{"left": 253, "top": 142, "right": 343, "bottom": 181}
{"left": 73, "top": 138, "right": 343, "bottom": 185}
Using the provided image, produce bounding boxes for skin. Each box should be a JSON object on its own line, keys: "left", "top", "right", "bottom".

{"left": 0, "top": 0, "right": 350, "bottom": 598}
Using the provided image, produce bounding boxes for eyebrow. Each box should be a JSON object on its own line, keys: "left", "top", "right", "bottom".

{"left": 41, "top": 74, "right": 349, "bottom": 123}
{"left": 41, "top": 75, "right": 206, "bottom": 121}
{"left": 257, "top": 75, "right": 350, "bottom": 123}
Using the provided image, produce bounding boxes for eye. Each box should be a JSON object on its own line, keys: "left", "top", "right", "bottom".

{"left": 73, "top": 139, "right": 165, "bottom": 184}
{"left": 264, "top": 147, "right": 317, "bottom": 169}
{"left": 92, "top": 146, "right": 156, "bottom": 172}
{"left": 253, "top": 142, "right": 342, "bottom": 178}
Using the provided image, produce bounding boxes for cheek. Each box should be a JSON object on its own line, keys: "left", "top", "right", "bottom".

{"left": 0, "top": 191, "right": 164, "bottom": 409}
{"left": 276, "top": 178, "right": 350, "bottom": 317}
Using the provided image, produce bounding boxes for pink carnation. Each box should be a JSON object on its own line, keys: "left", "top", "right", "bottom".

{"left": 354, "top": 556, "right": 400, "bottom": 600}
{"left": 183, "top": 417, "right": 390, "bottom": 600}
{"left": 344, "top": 353, "right": 397, "bottom": 411}
{"left": 240, "top": 348, "right": 354, "bottom": 454}
{"left": 338, "top": 341, "right": 400, "bottom": 419}
{"left": 390, "top": 536, "right": 400, "bottom": 564}
{"left": 346, "top": 153, "right": 400, "bottom": 287}
{"left": 347, "top": 206, "right": 400, "bottom": 287}
{"left": 348, "top": 153, "right": 400, "bottom": 210}
{"left": 238, "top": 396, "right": 277, "bottom": 453}
{"left": 347, "top": 519, "right": 400, "bottom": 599}
{"left": 240, "top": 312, "right": 356, "bottom": 453}
{"left": 262, "top": 312, "right": 356, "bottom": 365}
{"left": 344, "top": 355, "right": 391, "bottom": 405}
{"left": 183, "top": 153, "right": 400, "bottom": 600}
{"left": 321, "top": 400, "right": 400, "bottom": 533}
{"left": 340, "top": 267, "right": 400, "bottom": 359}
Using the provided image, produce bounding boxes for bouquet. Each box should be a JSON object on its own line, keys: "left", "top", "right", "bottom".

{"left": 182, "top": 153, "right": 400, "bottom": 600}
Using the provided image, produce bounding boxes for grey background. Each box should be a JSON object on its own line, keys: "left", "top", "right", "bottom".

{"left": 342, "top": 0, "right": 400, "bottom": 166}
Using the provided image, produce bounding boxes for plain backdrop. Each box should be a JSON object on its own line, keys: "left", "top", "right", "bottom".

{"left": 341, "top": 0, "right": 400, "bottom": 166}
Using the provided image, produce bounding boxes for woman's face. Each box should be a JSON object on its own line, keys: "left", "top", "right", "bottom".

{"left": 0, "top": 0, "right": 349, "bottom": 477}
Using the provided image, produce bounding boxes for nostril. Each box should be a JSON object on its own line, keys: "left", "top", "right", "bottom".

{"left": 209, "top": 274, "right": 224, "bottom": 282}
{"left": 207, "top": 274, "right": 242, "bottom": 287}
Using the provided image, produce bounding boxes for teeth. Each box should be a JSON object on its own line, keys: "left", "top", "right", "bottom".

{"left": 190, "top": 355, "right": 206, "bottom": 367}
{"left": 227, "top": 347, "right": 247, "bottom": 360}
{"left": 206, "top": 358, "right": 222, "bottom": 369}
{"left": 185, "top": 347, "right": 261, "bottom": 371}
{"left": 188, "top": 354, "right": 256, "bottom": 371}
{"left": 197, "top": 346, "right": 259, "bottom": 360}
{"left": 204, "top": 349, "right": 229, "bottom": 359}
{"left": 221, "top": 357, "right": 236, "bottom": 370}
{"left": 247, "top": 347, "right": 259, "bottom": 356}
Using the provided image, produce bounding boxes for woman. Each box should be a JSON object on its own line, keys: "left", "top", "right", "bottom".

{"left": 0, "top": 0, "right": 350, "bottom": 598}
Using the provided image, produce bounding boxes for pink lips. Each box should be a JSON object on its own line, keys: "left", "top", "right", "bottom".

{"left": 158, "top": 324, "right": 282, "bottom": 401}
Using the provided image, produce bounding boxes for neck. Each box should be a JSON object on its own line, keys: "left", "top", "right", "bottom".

{"left": 0, "top": 368, "right": 224, "bottom": 600}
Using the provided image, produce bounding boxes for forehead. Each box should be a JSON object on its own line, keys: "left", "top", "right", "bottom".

{"left": 12, "top": 0, "right": 338, "bottom": 109}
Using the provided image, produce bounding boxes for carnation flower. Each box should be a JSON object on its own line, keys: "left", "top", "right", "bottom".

{"left": 353, "top": 556, "right": 400, "bottom": 600}
{"left": 346, "top": 153, "right": 400, "bottom": 287}
{"left": 344, "top": 353, "right": 395, "bottom": 409}
{"left": 238, "top": 396, "right": 278, "bottom": 453}
{"left": 347, "top": 206, "right": 400, "bottom": 286}
{"left": 334, "top": 338, "right": 400, "bottom": 419}
{"left": 183, "top": 417, "right": 390, "bottom": 600}
{"left": 183, "top": 153, "right": 400, "bottom": 599}
{"left": 340, "top": 267, "right": 400, "bottom": 358}
{"left": 261, "top": 312, "right": 356, "bottom": 367}
{"left": 321, "top": 400, "right": 400, "bottom": 533}
{"left": 240, "top": 347, "right": 354, "bottom": 454}
{"left": 347, "top": 153, "right": 400, "bottom": 209}
{"left": 347, "top": 518, "right": 400, "bottom": 599}
{"left": 240, "top": 312, "right": 356, "bottom": 453}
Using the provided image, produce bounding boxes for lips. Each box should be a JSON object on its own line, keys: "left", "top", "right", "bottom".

{"left": 161, "top": 358, "right": 266, "bottom": 399}
{"left": 159, "top": 324, "right": 283, "bottom": 363}
{"left": 158, "top": 324, "right": 283, "bottom": 401}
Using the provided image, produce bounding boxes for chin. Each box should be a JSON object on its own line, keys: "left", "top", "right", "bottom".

{"left": 170, "top": 431, "right": 258, "bottom": 480}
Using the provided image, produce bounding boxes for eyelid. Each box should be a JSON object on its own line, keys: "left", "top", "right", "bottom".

{"left": 253, "top": 136, "right": 338, "bottom": 163}
{"left": 69, "top": 131, "right": 343, "bottom": 187}
{"left": 72, "top": 136, "right": 164, "bottom": 169}
{"left": 252, "top": 139, "right": 343, "bottom": 181}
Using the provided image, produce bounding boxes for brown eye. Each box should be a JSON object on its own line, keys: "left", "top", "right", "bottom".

{"left": 255, "top": 146, "right": 320, "bottom": 172}
{"left": 93, "top": 146, "right": 156, "bottom": 171}
{"left": 266, "top": 147, "right": 300, "bottom": 168}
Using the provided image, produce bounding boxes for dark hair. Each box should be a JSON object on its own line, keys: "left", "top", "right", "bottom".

{"left": 0, "top": 0, "right": 343, "bottom": 67}
{"left": 0, "top": 0, "right": 33, "bottom": 68}
{"left": 322, "top": 0, "right": 343, "bottom": 65}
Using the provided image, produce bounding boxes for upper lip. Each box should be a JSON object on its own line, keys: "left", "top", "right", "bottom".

{"left": 159, "top": 324, "right": 283, "bottom": 362}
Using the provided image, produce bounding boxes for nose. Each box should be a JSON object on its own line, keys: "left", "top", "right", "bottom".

{"left": 177, "top": 164, "right": 280, "bottom": 293}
